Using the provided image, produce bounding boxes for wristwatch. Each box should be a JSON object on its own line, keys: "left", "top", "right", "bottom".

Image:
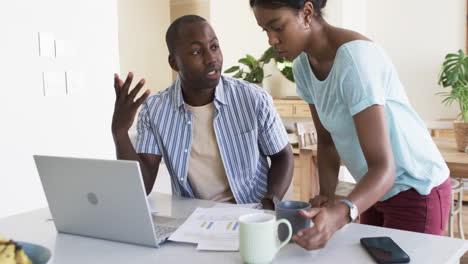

{"left": 262, "top": 193, "right": 280, "bottom": 207}
{"left": 339, "top": 199, "right": 359, "bottom": 223}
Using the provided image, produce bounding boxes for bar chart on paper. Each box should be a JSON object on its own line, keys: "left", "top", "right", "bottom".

{"left": 169, "top": 207, "right": 260, "bottom": 251}
{"left": 225, "top": 221, "right": 239, "bottom": 231}
{"left": 199, "top": 220, "right": 239, "bottom": 232}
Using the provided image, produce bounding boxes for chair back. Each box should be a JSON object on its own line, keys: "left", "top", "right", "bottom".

{"left": 295, "top": 122, "right": 317, "bottom": 149}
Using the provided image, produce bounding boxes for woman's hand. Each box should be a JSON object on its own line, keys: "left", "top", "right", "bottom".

{"left": 292, "top": 202, "right": 350, "bottom": 250}
{"left": 309, "top": 195, "right": 333, "bottom": 208}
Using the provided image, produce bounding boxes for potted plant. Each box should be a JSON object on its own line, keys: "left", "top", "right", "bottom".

{"left": 275, "top": 54, "right": 294, "bottom": 83}
{"left": 224, "top": 47, "right": 294, "bottom": 85}
{"left": 438, "top": 49, "right": 468, "bottom": 152}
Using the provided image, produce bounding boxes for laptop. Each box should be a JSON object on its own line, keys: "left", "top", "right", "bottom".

{"left": 33, "top": 155, "right": 183, "bottom": 248}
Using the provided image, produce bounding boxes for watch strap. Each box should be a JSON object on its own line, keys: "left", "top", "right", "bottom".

{"left": 340, "top": 199, "right": 354, "bottom": 209}
{"left": 339, "top": 199, "right": 358, "bottom": 222}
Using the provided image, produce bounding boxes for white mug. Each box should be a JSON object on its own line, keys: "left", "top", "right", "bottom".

{"left": 239, "top": 213, "right": 292, "bottom": 264}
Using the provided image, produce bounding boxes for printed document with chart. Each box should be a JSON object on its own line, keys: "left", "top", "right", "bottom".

{"left": 168, "top": 207, "right": 261, "bottom": 251}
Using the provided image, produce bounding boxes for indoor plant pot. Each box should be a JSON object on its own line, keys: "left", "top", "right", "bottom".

{"left": 453, "top": 121, "right": 468, "bottom": 152}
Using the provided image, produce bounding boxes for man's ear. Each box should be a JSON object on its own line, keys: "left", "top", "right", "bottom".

{"left": 168, "top": 55, "right": 179, "bottom": 72}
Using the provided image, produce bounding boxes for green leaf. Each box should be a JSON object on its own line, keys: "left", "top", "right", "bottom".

{"left": 275, "top": 59, "right": 295, "bottom": 82}
{"left": 439, "top": 49, "right": 466, "bottom": 89}
{"left": 246, "top": 54, "right": 257, "bottom": 65}
{"left": 437, "top": 50, "right": 468, "bottom": 119}
{"left": 260, "top": 47, "right": 276, "bottom": 64}
{"left": 281, "top": 67, "right": 295, "bottom": 82}
{"left": 275, "top": 57, "right": 285, "bottom": 63}
{"left": 254, "top": 68, "right": 264, "bottom": 83}
{"left": 245, "top": 72, "right": 254, "bottom": 83}
{"left": 224, "top": 66, "right": 239, "bottom": 74}
{"left": 445, "top": 53, "right": 459, "bottom": 59}
{"left": 442, "top": 59, "right": 459, "bottom": 67}
{"left": 232, "top": 69, "right": 244, "bottom": 79}
{"left": 239, "top": 58, "right": 254, "bottom": 69}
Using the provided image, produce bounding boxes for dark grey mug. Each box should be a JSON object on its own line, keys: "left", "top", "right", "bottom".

{"left": 276, "top": 201, "right": 311, "bottom": 242}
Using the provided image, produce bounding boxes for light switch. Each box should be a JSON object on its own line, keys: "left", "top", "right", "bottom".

{"left": 38, "top": 32, "right": 55, "bottom": 57}
{"left": 43, "top": 72, "right": 66, "bottom": 96}
{"left": 65, "top": 71, "right": 84, "bottom": 95}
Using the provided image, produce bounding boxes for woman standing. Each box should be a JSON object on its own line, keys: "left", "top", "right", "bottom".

{"left": 250, "top": 0, "right": 450, "bottom": 250}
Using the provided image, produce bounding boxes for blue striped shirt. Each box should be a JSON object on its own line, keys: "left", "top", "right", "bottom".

{"left": 135, "top": 76, "right": 289, "bottom": 203}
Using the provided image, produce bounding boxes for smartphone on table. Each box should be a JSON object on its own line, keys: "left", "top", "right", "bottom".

{"left": 360, "top": 236, "right": 410, "bottom": 263}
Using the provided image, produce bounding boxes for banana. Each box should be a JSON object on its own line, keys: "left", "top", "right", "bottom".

{"left": 0, "top": 242, "right": 11, "bottom": 255}
{"left": 15, "top": 247, "right": 32, "bottom": 264}
{"left": 0, "top": 243, "right": 6, "bottom": 252}
{"left": 0, "top": 244, "right": 16, "bottom": 264}
{"left": 0, "top": 236, "right": 34, "bottom": 264}
{"left": 0, "top": 235, "right": 9, "bottom": 244}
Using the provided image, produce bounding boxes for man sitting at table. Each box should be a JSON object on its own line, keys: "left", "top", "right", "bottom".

{"left": 110, "top": 15, "right": 293, "bottom": 209}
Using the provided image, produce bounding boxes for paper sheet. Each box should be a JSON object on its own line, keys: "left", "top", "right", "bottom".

{"left": 211, "top": 203, "right": 262, "bottom": 209}
{"left": 169, "top": 207, "right": 260, "bottom": 251}
{"left": 196, "top": 239, "right": 239, "bottom": 251}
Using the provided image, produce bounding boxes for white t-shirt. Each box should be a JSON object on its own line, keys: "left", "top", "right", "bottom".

{"left": 185, "top": 102, "right": 234, "bottom": 203}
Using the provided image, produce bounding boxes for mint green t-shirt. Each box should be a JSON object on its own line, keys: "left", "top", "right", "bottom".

{"left": 293, "top": 40, "right": 449, "bottom": 200}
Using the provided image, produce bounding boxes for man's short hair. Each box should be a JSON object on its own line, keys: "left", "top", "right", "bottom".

{"left": 165, "top": 15, "right": 207, "bottom": 55}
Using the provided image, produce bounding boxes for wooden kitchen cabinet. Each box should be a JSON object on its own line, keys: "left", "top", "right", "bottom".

{"left": 273, "top": 98, "right": 311, "bottom": 118}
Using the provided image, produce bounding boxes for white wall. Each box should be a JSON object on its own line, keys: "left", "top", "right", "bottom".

{"left": 341, "top": 0, "right": 368, "bottom": 35}
{"left": 171, "top": 0, "right": 210, "bottom": 22}
{"left": 366, "top": 0, "right": 465, "bottom": 120}
{"left": 118, "top": 0, "right": 172, "bottom": 93}
{"left": 0, "top": 0, "right": 120, "bottom": 218}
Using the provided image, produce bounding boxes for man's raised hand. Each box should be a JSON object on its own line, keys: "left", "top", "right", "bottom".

{"left": 111, "top": 72, "right": 150, "bottom": 136}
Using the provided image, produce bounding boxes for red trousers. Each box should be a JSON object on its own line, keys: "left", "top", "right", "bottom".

{"left": 360, "top": 178, "right": 452, "bottom": 235}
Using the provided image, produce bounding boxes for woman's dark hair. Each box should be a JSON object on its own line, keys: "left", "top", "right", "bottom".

{"left": 249, "top": 0, "right": 327, "bottom": 17}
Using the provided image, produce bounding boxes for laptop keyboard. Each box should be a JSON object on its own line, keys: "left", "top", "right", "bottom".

{"left": 152, "top": 215, "right": 185, "bottom": 243}
{"left": 154, "top": 225, "right": 177, "bottom": 240}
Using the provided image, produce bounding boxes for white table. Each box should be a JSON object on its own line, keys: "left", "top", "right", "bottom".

{"left": 2, "top": 193, "right": 468, "bottom": 264}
